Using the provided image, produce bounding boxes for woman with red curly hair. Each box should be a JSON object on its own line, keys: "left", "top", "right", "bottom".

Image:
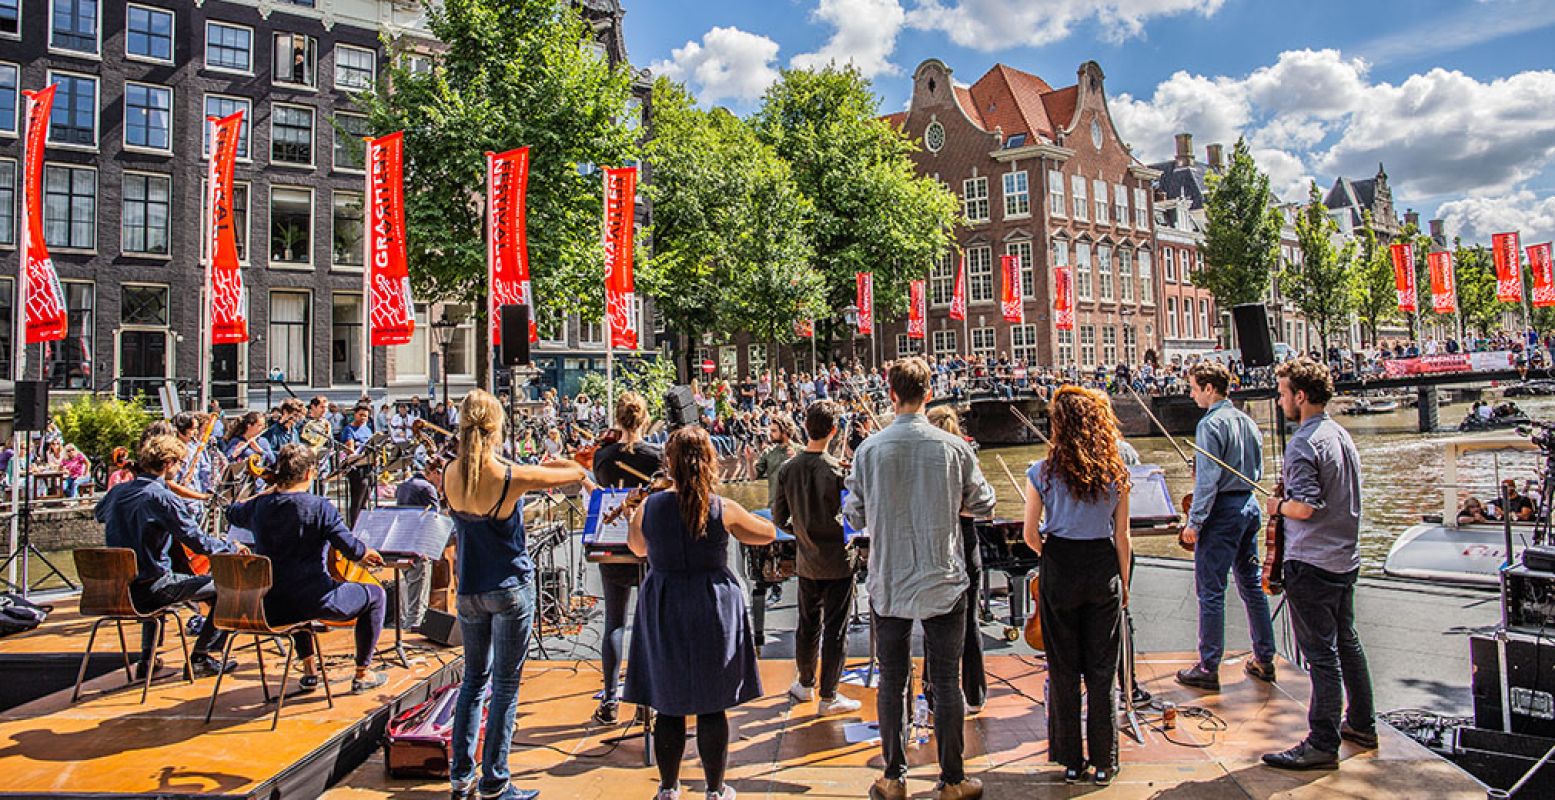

{"left": 1022, "top": 386, "right": 1132, "bottom": 787}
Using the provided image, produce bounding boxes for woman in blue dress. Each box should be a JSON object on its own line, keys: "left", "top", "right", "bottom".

{"left": 624, "top": 426, "right": 775, "bottom": 800}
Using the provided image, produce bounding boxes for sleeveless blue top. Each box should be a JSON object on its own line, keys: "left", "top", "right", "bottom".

{"left": 452, "top": 465, "right": 532, "bottom": 594}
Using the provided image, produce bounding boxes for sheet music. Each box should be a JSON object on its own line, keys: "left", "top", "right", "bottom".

{"left": 583, "top": 489, "right": 633, "bottom": 548}
{"left": 351, "top": 507, "right": 456, "bottom": 559}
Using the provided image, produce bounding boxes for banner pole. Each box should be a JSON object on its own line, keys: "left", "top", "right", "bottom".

{"left": 603, "top": 171, "right": 614, "bottom": 419}
{"left": 8, "top": 92, "right": 32, "bottom": 590}
{"left": 199, "top": 118, "right": 214, "bottom": 411}
{"left": 361, "top": 136, "right": 371, "bottom": 406}
{"left": 485, "top": 153, "right": 495, "bottom": 394}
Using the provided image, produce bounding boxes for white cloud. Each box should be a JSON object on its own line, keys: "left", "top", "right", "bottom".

{"left": 1436, "top": 191, "right": 1555, "bottom": 246}
{"left": 1359, "top": 0, "right": 1555, "bottom": 66}
{"left": 906, "top": 0, "right": 1225, "bottom": 51}
{"left": 648, "top": 27, "right": 782, "bottom": 105}
{"left": 792, "top": 0, "right": 906, "bottom": 78}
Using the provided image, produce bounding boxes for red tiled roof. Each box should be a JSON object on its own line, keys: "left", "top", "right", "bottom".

{"left": 956, "top": 63, "right": 1073, "bottom": 141}
{"left": 1041, "top": 85, "right": 1078, "bottom": 132}
{"left": 881, "top": 111, "right": 908, "bottom": 130}
{"left": 952, "top": 85, "right": 984, "bottom": 129}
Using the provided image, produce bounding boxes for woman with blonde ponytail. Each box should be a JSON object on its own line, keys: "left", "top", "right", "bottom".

{"left": 444, "top": 389, "right": 590, "bottom": 800}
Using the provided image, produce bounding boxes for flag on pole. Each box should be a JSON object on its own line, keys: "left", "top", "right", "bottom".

{"left": 1530, "top": 243, "right": 1555, "bottom": 308}
{"left": 949, "top": 253, "right": 966, "bottom": 321}
{"left": 1493, "top": 231, "right": 1523, "bottom": 303}
{"left": 1000, "top": 254, "right": 1024, "bottom": 323}
{"left": 908, "top": 280, "right": 926, "bottom": 339}
{"left": 366, "top": 132, "right": 414, "bottom": 346}
{"left": 487, "top": 147, "right": 536, "bottom": 346}
{"left": 603, "top": 167, "right": 638, "bottom": 350}
{"left": 207, "top": 110, "right": 248, "bottom": 344}
{"left": 21, "top": 86, "right": 67, "bottom": 343}
{"left": 794, "top": 318, "right": 814, "bottom": 338}
{"left": 855, "top": 272, "right": 873, "bottom": 335}
{"left": 1054, "top": 265, "right": 1074, "bottom": 331}
{"left": 1428, "top": 251, "right": 1457, "bottom": 314}
{"left": 1389, "top": 242, "right": 1417, "bottom": 313}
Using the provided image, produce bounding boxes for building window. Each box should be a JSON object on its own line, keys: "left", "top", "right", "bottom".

{"left": 50, "top": 0, "right": 97, "bottom": 53}
{"left": 204, "top": 95, "right": 251, "bottom": 159}
{"left": 1167, "top": 298, "right": 1178, "bottom": 338}
{"left": 125, "top": 4, "right": 173, "bottom": 62}
{"left": 1183, "top": 300, "right": 1194, "bottom": 339}
{"left": 1199, "top": 299, "right": 1210, "bottom": 340}
{"left": 1, "top": 0, "right": 17, "bottom": 38}
{"left": 1071, "top": 175, "right": 1087, "bottom": 221}
{"left": 335, "top": 44, "right": 375, "bottom": 91}
{"left": 1118, "top": 248, "right": 1134, "bottom": 303}
{"left": 1003, "top": 171, "right": 1029, "bottom": 217}
{"left": 1079, "top": 325, "right": 1096, "bottom": 367}
{"left": 269, "top": 186, "right": 313, "bottom": 266}
{"left": 47, "top": 72, "right": 96, "bottom": 147}
{"left": 0, "top": 159, "right": 13, "bottom": 246}
{"left": 1056, "top": 329, "right": 1073, "bottom": 366}
{"left": 1093, "top": 179, "right": 1108, "bottom": 224}
{"left": 1102, "top": 326, "right": 1117, "bottom": 364}
{"left": 1097, "top": 244, "right": 1113, "bottom": 302}
{"left": 1123, "top": 326, "right": 1137, "bottom": 364}
{"left": 1163, "top": 248, "right": 1176, "bottom": 282}
{"left": 1048, "top": 169, "right": 1065, "bottom": 218}
{"left": 272, "top": 104, "right": 314, "bottom": 165}
{"left": 269, "top": 292, "right": 311, "bottom": 384}
{"left": 332, "top": 191, "right": 364, "bottom": 267}
{"left": 43, "top": 164, "right": 94, "bottom": 249}
{"left": 1134, "top": 187, "right": 1149, "bottom": 228}
{"left": 1114, "top": 183, "right": 1128, "bottom": 228}
{"left": 121, "top": 172, "right": 170, "bottom": 255}
{"left": 332, "top": 293, "right": 362, "bottom": 385}
{"left": 48, "top": 281, "right": 92, "bottom": 389}
{"left": 967, "top": 246, "right": 994, "bottom": 303}
{"left": 0, "top": 63, "right": 16, "bottom": 136}
{"left": 932, "top": 329, "right": 957, "bottom": 355}
{"left": 1138, "top": 251, "right": 1154, "bottom": 304}
{"left": 124, "top": 83, "right": 172, "bottom": 151}
{"left": 202, "top": 180, "right": 249, "bottom": 262}
{"left": 273, "top": 33, "right": 318, "bottom": 88}
{"left": 0, "top": 279, "right": 10, "bottom": 379}
{"left": 1051, "top": 237, "right": 1068, "bottom": 269}
{"left": 402, "top": 52, "right": 433, "bottom": 75}
{"left": 930, "top": 253, "right": 955, "bottom": 306}
{"left": 971, "top": 327, "right": 996, "bottom": 358}
{"left": 1075, "top": 241, "right": 1092, "bottom": 301}
{"left": 333, "top": 112, "right": 368, "bottom": 171}
{"left": 894, "top": 334, "right": 921, "bottom": 357}
{"left": 962, "top": 176, "right": 989, "bottom": 223}
{"left": 1007, "top": 240, "right": 1035, "bottom": 297}
{"left": 122, "top": 284, "right": 168, "bottom": 325}
{"left": 1012, "top": 324, "right": 1038, "bottom": 363}
{"left": 206, "top": 21, "right": 252, "bottom": 73}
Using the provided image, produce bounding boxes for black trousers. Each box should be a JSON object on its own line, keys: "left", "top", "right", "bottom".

{"left": 130, "top": 572, "right": 225, "bottom": 659}
{"left": 875, "top": 595, "right": 967, "bottom": 784}
{"left": 346, "top": 467, "right": 372, "bottom": 529}
{"left": 924, "top": 566, "right": 987, "bottom": 710}
{"left": 1039, "top": 536, "right": 1122, "bottom": 771}
{"left": 794, "top": 576, "right": 854, "bottom": 698}
{"left": 1284, "top": 560, "right": 1375, "bottom": 753}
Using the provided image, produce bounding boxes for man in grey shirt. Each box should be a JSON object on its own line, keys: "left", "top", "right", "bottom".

{"left": 1262, "top": 357, "right": 1374, "bottom": 771}
{"left": 843, "top": 357, "right": 996, "bottom": 800}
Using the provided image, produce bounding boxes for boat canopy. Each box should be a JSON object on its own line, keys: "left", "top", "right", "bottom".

{"left": 1441, "top": 432, "right": 1541, "bottom": 525}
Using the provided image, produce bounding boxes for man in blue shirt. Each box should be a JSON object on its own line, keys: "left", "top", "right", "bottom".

{"left": 263, "top": 398, "right": 305, "bottom": 453}
{"left": 1176, "top": 362, "right": 1277, "bottom": 692}
{"left": 339, "top": 405, "right": 376, "bottom": 527}
{"left": 96, "top": 434, "right": 244, "bottom": 679}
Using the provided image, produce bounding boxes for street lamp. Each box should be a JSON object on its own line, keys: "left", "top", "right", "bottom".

{"left": 431, "top": 311, "right": 459, "bottom": 414}
{"left": 842, "top": 304, "right": 859, "bottom": 368}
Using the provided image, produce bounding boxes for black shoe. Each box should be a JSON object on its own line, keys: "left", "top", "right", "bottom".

{"left": 1262, "top": 741, "right": 1339, "bottom": 771}
{"left": 297, "top": 674, "right": 321, "bottom": 693}
{"left": 1175, "top": 664, "right": 1221, "bottom": 692}
{"left": 1131, "top": 686, "right": 1153, "bottom": 708}
{"left": 1340, "top": 721, "right": 1379, "bottom": 749}
{"left": 191, "top": 654, "right": 238, "bottom": 678}
{"left": 1244, "top": 659, "right": 1277, "bottom": 683}
{"left": 766, "top": 586, "right": 783, "bottom": 609}
{"left": 1093, "top": 765, "right": 1118, "bottom": 786}
{"left": 592, "top": 700, "right": 619, "bottom": 725}
{"left": 352, "top": 671, "right": 389, "bottom": 694}
{"left": 1063, "top": 765, "right": 1086, "bottom": 784}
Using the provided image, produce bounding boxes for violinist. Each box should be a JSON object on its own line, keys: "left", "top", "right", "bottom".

{"left": 225, "top": 412, "right": 275, "bottom": 466}
{"left": 170, "top": 412, "right": 216, "bottom": 517}
{"left": 588, "top": 391, "right": 660, "bottom": 725}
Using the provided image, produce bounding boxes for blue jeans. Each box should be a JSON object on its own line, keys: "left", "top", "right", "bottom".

{"left": 451, "top": 583, "right": 535, "bottom": 795}
{"left": 1193, "top": 492, "right": 1276, "bottom": 670}
{"left": 1284, "top": 561, "right": 1374, "bottom": 752}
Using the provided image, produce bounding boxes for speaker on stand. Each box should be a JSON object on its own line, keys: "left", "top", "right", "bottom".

{"left": 664, "top": 385, "right": 697, "bottom": 430}
{"left": 0, "top": 380, "right": 76, "bottom": 595}
{"left": 1231, "top": 304, "right": 1276, "bottom": 368}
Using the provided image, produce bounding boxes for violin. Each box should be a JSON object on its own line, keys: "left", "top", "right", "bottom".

{"left": 573, "top": 427, "right": 621, "bottom": 470}
{"left": 1262, "top": 479, "right": 1286, "bottom": 595}
{"left": 600, "top": 474, "right": 673, "bottom": 526}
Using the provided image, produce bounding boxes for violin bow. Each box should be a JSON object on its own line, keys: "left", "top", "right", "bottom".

{"left": 994, "top": 453, "right": 1028, "bottom": 503}
{"left": 1121, "top": 381, "right": 1272, "bottom": 497}
{"left": 1006, "top": 405, "right": 1053, "bottom": 447}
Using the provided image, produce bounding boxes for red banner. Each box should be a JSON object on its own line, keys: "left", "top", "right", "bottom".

{"left": 366, "top": 133, "right": 414, "bottom": 346}
{"left": 1529, "top": 243, "right": 1555, "bottom": 308}
{"left": 1382, "top": 354, "right": 1472, "bottom": 378}
{"left": 487, "top": 147, "right": 536, "bottom": 346}
{"left": 1390, "top": 242, "right": 1417, "bottom": 313}
{"left": 1054, "top": 264, "right": 1074, "bottom": 331}
{"left": 908, "top": 280, "right": 926, "bottom": 339}
{"left": 1494, "top": 231, "right": 1523, "bottom": 302}
{"left": 1428, "top": 251, "right": 1457, "bottom": 315}
{"left": 794, "top": 318, "right": 813, "bottom": 338}
{"left": 21, "top": 87, "right": 67, "bottom": 344}
{"left": 949, "top": 253, "right": 966, "bottom": 321}
{"left": 207, "top": 110, "right": 248, "bottom": 344}
{"left": 603, "top": 167, "right": 638, "bottom": 350}
{"left": 856, "top": 272, "right": 873, "bottom": 335}
{"left": 1000, "top": 254, "right": 1023, "bottom": 323}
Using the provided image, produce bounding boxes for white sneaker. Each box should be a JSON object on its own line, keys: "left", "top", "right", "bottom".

{"left": 788, "top": 680, "right": 814, "bottom": 702}
{"left": 818, "top": 694, "right": 862, "bottom": 715}
{"left": 967, "top": 703, "right": 984, "bottom": 715}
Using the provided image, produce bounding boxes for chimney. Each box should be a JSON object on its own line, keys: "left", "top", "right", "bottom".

{"left": 1429, "top": 219, "right": 1446, "bottom": 244}
{"left": 1206, "top": 143, "right": 1224, "bottom": 171}
{"left": 1405, "top": 209, "right": 1419, "bottom": 229}
{"left": 1175, "top": 133, "right": 1193, "bottom": 167}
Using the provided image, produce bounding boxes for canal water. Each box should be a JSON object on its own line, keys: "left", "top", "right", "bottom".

{"left": 725, "top": 392, "right": 1555, "bottom": 575}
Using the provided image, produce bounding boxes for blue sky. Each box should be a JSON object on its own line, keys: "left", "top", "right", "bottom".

{"left": 624, "top": 0, "right": 1555, "bottom": 245}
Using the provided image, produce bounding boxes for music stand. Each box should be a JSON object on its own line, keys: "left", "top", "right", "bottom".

{"left": 581, "top": 488, "right": 655, "bottom": 766}
{"left": 352, "top": 507, "right": 456, "bottom": 666}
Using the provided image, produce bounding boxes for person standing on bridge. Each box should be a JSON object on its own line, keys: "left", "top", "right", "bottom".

{"left": 1176, "top": 362, "right": 1278, "bottom": 693}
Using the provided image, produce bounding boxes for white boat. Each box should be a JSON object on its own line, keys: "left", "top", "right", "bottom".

{"left": 1382, "top": 433, "right": 1542, "bottom": 587}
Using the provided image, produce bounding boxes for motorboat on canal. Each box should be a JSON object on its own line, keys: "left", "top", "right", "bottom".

{"left": 1343, "top": 397, "right": 1401, "bottom": 415}
{"left": 1382, "top": 432, "right": 1542, "bottom": 587}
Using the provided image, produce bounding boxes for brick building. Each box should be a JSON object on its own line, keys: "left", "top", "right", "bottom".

{"left": 877, "top": 59, "right": 1163, "bottom": 370}
{"left": 1149, "top": 133, "right": 1221, "bottom": 360}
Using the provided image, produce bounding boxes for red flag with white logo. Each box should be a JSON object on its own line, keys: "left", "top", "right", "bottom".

{"left": 1428, "top": 251, "right": 1457, "bottom": 315}
{"left": 1530, "top": 243, "right": 1555, "bottom": 308}
{"left": 1493, "top": 232, "right": 1523, "bottom": 303}
{"left": 1001, "top": 255, "right": 1024, "bottom": 323}
{"left": 794, "top": 318, "right": 813, "bottom": 338}
{"left": 908, "top": 280, "right": 926, "bottom": 339}
{"left": 207, "top": 110, "right": 248, "bottom": 344}
{"left": 366, "top": 132, "right": 414, "bottom": 346}
{"left": 856, "top": 273, "right": 873, "bottom": 335}
{"left": 1390, "top": 242, "right": 1417, "bottom": 313}
{"left": 949, "top": 253, "right": 966, "bottom": 321}
{"left": 21, "top": 86, "right": 67, "bottom": 344}
{"left": 487, "top": 147, "right": 537, "bottom": 346}
{"left": 603, "top": 167, "right": 638, "bottom": 350}
{"left": 1054, "top": 265, "right": 1074, "bottom": 331}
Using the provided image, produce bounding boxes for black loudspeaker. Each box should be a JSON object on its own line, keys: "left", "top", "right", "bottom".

{"left": 1472, "top": 630, "right": 1555, "bottom": 738}
{"left": 417, "top": 608, "right": 462, "bottom": 647}
{"left": 14, "top": 381, "right": 48, "bottom": 432}
{"left": 1231, "top": 304, "right": 1275, "bottom": 367}
{"left": 664, "top": 385, "right": 697, "bottom": 429}
{"left": 499, "top": 304, "right": 530, "bottom": 367}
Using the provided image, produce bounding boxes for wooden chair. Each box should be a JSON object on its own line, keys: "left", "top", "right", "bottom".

{"left": 203, "top": 554, "right": 333, "bottom": 729}
{"left": 71, "top": 547, "right": 194, "bottom": 704}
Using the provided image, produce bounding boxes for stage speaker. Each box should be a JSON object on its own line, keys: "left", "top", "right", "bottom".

{"left": 499, "top": 304, "right": 530, "bottom": 367}
{"left": 664, "top": 385, "right": 697, "bottom": 429}
{"left": 1471, "top": 630, "right": 1555, "bottom": 738}
{"left": 1231, "top": 304, "right": 1275, "bottom": 368}
{"left": 14, "top": 381, "right": 48, "bottom": 432}
{"left": 417, "top": 608, "right": 462, "bottom": 647}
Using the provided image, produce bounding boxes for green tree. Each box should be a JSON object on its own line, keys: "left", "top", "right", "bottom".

{"left": 1455, "top": 241, "right": 1503, "bottom": 338}
{"left": 752, "top": 66, "right": 958, "bottom": 353}
{"left": 360, "top": 0, "right": 638, "bottom": 385}
{"left": 1280, "top": 182, "right": 1354, "bottom": 355}
{"left": 1349, "top": 212, "right": 1397, "bottom": 346}
{"left": 1200, "top": 138, "right": 1282, "bottom": 324}
{"left": 52, "top": 395, "right": 156, "bottom": 466}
